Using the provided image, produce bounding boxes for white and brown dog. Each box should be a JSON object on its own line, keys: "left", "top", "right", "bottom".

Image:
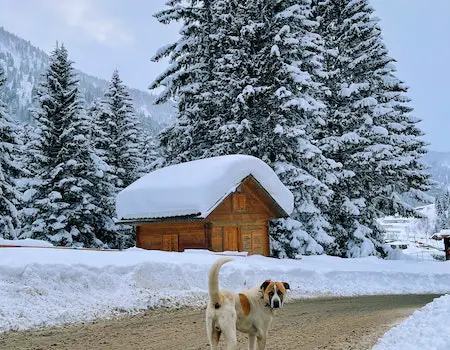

{"left": 205, "top": 258, "right": 290, "bottom": 350}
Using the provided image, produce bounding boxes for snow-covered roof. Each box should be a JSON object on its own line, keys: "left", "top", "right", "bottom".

{"left": 116, "top": 155, "right": 294, "bottom": 221}
{"left": 431, "top": 230, "right": 450, "bottom": 238}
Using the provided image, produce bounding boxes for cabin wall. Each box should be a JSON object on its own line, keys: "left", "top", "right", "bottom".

{"left": 137, "top": 222, "right": 207, "bottom": 251}
{"left": 206, "top": 178, "right": 274, "bottom": 256}
{"left": 210, "top": 224, "right": 269, "bottom": 256}
{"left": 207, "top": 179, "right": 278, "bottom": 223}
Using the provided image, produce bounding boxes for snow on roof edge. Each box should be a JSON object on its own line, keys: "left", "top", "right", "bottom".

{"left": 201, "top": 181, "right": 241, "bottom": 218}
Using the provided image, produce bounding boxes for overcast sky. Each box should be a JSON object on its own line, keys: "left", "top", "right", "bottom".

{"left": 1, "top": 0, "right": 449, "bottom": 151}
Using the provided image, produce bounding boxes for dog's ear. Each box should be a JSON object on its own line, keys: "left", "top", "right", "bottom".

{"left": 260, "top": 280, "right": 271, "bottom": 291}
{"left": 282, "top": 282, "right": 290, "bottom": 290}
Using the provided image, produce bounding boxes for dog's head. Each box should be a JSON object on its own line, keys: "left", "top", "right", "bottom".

{"left": 260, "top": 280, "right": 290, "bottom": 309}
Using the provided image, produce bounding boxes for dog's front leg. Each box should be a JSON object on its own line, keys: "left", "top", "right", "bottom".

{"left": 248, "top": 334, "right": 257, "bottom": 350}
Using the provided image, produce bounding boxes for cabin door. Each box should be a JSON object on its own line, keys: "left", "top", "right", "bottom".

{"left": 223, "top": 226, "right": 239, "bottom": 251}
{"left": 162, "top": 234, "right": 179, "bottom": 252}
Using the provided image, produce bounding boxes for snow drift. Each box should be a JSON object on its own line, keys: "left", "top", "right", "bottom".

{"left": 0, "top": 247, "right": 449, "bottom": 332}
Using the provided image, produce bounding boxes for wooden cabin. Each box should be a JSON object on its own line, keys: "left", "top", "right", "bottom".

{"left": 116, "top": 155, "right": 293, "bottom": 256}
{"left": 134, "top": 176, "right": 286, "bottom": 256}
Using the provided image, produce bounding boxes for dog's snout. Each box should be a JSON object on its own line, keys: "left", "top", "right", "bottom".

{"left": 273, "top": 300, "right": 280, "bottom": 308}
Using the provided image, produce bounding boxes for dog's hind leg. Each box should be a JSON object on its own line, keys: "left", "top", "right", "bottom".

{"left": 220, "top": 322, "right": 237, "bottom": 350}
{"left": 248, "top": 334, "right": 257, "bottom": 350}
{"left": 206, "top": 316, "right": 220, "bottom": 349}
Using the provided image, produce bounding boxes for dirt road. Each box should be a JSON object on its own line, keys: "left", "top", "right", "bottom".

{"left": 0, "top": 294, "right": 439, "bottom": 350}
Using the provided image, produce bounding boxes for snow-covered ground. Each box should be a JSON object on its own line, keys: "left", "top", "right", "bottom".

{"left": 386, "top": 241, "right": 446, "bottom": 261}
{"left": 0, "top": 246, "right": 449, "bottom": 333}
{"left": 374, "top": 294, "right": 450, "bottom": 350}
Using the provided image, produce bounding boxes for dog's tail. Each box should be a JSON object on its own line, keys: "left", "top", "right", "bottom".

{"left": 208, "top": 257, "right": 233, "bottom": 308}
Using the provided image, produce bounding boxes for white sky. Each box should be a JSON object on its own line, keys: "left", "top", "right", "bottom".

{"left": 0, "top": 0, "right": 449, "bottom": 151}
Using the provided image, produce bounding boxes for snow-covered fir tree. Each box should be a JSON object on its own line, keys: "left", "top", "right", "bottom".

{"left": 436, "top": 190, "right": 450, "bottom": 231}
{"left": 100, "top": 70, "right": 143, "bottom": 188}
{"left": 0, "top": 66, "right": 23, "bottom": 239}
{"left": 27, "top": 43, "right": 102, "bottom": 247}
{"left": 152, "top": 0, "right": 226, "bottom": 164}
{"left": 14, "top": 122, "right": 38, "bottom": 237}
{"left": 88, "top": 98, "right": 122, "bottom": 246}
{"left": 140, "top": 130, "right": 163, "bottom": 175}
{"left": 153, "top": 0, "right": 337, "bottom": 257}
{"left": 315, "top": 0, "right": 430, "bottom": 257}
{"left": 223, "top": 0, "right": 337, "bottom": 257}
{"left": 89, "top": 71, "right": 143, "bottom": 247}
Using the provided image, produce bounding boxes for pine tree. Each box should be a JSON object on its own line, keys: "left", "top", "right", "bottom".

{"left": 101, "top": 70, "right": 143, "bottom": 188}
{"left": 14, "top": 122, "right": 38, "bottom": 238}
{"left": 152, "top": 0, "right": 224, "bottom": 164}
{"left": 88, "top": 98, "right": 122, "bottom": 246}
{"left": 28, "top": 43, "right": 101, "bottom": 247}
{"left": 315, "top": 0, "right": 430, "bottom": 257}
{"left": 0, "top": 66, "right": 23, "bottom": 239}
{"left": 223, "top": 0, "right": 336, "bottom": 257}
{"left": 89, "top": 71, "right": 143, "bottom": 247}
{"left": 140, "top": 131, "right": 162, "bottom": 175}
{"left": 436, "top": 190, "right": 450, "bottom": 231}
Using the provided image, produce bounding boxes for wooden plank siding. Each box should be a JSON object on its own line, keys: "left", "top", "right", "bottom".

{"left": 135, "top": 176, "right": 280, "bottom": 256}
{"left": 137, "top": 222, "right": 207, "bottom": 251}
{"left": 206, "top": 178, "right": 280, "bottom": 223}
{"left": 211, "top": 226, "right": 224, "bottom": 252}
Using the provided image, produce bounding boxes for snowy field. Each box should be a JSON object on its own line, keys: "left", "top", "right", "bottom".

{"left": 0, "top": 245, "right": 449, "bottom": 335}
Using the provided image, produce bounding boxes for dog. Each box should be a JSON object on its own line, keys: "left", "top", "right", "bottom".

{"left": 205, "top": 257, "right": 290, "bottom": 350}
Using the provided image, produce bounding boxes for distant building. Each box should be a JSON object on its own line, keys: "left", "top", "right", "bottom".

{"left": 377, "top": 215, "right": 419, "bottom": 242}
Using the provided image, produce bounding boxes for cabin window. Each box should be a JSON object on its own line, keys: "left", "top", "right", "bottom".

{"left": 252, "top": 233, "right": 264, "bottom": 255}
{"left": 233, "top": 193, "right": 246, "bottom": 212}
{"left": 242, "top": 233, "right": 252, "bottom": 252}
{"left": 162, "top": 234, "right": 178, "bottom": 252}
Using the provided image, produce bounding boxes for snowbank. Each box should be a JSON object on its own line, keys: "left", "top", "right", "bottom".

{"left": 116, "top": 154, "right": 294, "bottom": 220}
{"left": 0, "top": 248, "right": 449, "bottom": 332}
{"left": 374, "top": 294, "right": 450, "bottom": 350}
{"left": 0, "top": 238, "right": 53, "bottom": 247}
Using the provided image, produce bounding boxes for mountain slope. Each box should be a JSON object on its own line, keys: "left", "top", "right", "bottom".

{"left": 0, "top": 26, "right": 175, "bottom": 134}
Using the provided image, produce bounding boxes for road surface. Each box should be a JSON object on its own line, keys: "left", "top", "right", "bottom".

{"left": 0, "top": 294, "right": 440, "bottom": 350}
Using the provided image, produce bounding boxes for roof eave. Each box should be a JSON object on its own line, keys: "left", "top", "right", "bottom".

{"left": 116, "top": 213, "right": 203, "bottom": 225}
